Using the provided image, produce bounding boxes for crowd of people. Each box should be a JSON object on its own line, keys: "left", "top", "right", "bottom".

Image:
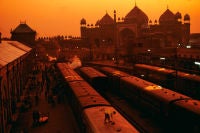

{"left": 29, "top": 62, "right": 66, "bottom": 127}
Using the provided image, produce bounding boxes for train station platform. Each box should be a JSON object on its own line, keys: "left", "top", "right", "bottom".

{"left": 11, "top": 88, "right": 80, "bottom": 133}
{"left": 11, "top": 67, "right": 80, "bottom": 133}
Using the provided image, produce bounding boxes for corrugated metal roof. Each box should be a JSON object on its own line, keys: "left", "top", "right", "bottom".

{"left": 0, "top": 41, "right": 32, "bottom": 68}
{"left": 7, "top": 41, "right": 31, "bottom": 52}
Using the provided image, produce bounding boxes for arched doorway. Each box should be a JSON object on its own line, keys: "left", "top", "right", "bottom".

{"left": 119, "top": 28, "right": 135, "bottom": 45}
{"left": 119, "top": 28, "right": 136, "bottom": 63}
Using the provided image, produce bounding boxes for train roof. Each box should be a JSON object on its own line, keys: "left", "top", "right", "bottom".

{"left": 121, "top": 76, "right": 161, "bottom": 91}
{"left": 101, "top": 67, "right": 130, "bottom": 77}
{"left": 80, "top": 67, "right": 107, "bottom": 79}
{"left": 57, "top": 62, "right": 70, "bottom": 69}
{"left": 57, "top": 63, "right": 84, "bottom": 82}
{"left": 68, "top": 81, "right": 100, "bottom": 97}
{"left": 78, "top": 96, "right": 110, "bottom": 109}
{"left": 83, "top": 106, "right": 139, "bottom": 133}
{"left": 121, "top": 76, "right": 190, "bottom": 103}
{"left": 175, "top": 71, "right": 200, "bottom": 82}
{"left": 135, "top": 64, "right": 174, "bottom": 74}
{"left": 69, "top": 81, "right": 110, "bottom": 108}
{"left": 135, "top": 64, "right": 200, "bottom": 82}
{"left": 173, "top": 99, "right": 200, "bottom": 116}
{"left": 148, "top": 88, "right": 190, "bottom": 103}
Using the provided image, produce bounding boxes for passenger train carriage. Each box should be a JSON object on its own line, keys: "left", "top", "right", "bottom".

{"left": 100, "top": 67, "right": 130, "bottom": 93}
{"left": 79, "top": 67, "right": 108, "bottom": 91}
{"left": 97, "top": 66, "right": 200, "bottom": 132}
{"left": 56, "top": 63, "right": 140, "bottom": 133}
{"left": 120, "top": 76, "right": 190, "bottom": 116}
{"left": 57, "top": 63, "right": 84, "bottom": 82}
{"left": 83, "top": 106, "right": 139, "bottom": 133}
{"left": 134, "top": 64, "right": 175, "bottom": 88}
{"left": 134, "top": 64, "right": 200, "bottom": 99}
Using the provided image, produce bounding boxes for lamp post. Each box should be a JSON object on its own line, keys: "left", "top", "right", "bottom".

{"left": 160, "top": 57, "right": 166, "bottom": 66}
{"left": 114, "top": 10, "right": 119, "bottom": 66}
{"left": 174, "top": 44, "right": 181, "bottom": 90}
{"left": 147, "top": 49, "right": 151, "bottom": 64}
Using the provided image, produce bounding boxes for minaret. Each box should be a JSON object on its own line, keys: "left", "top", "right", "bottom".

{"left": 114, "top": 10, "right": 116, "bottom": 23}
{"left": 183, "top": 14, "right": 190, "bottom": 45}
{"left": 80, "top": 18, "right": 87, "bottom": 38}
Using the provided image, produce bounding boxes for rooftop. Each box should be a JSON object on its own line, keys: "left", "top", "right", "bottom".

{"left": 0, "top": 41, "right": 32, "bottom": 68}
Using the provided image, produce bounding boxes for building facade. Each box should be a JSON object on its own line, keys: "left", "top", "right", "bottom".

{"left": 80, "top": 5, "right": 190, "bottom": 61}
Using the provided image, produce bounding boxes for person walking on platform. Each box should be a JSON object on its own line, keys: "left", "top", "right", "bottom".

{"left": 35, "top": 94, "right": 39, "bottom": 106}
{"left": 32, "top": 110, "right": 40, "bottom": 127}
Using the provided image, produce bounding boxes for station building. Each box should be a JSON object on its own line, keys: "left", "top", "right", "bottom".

{"left": 0, "top": 36, "right": 34, "bottom": 132}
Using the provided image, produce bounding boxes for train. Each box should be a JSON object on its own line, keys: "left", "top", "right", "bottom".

{"left": 79, "top": 66, "right": 200, "bottom": 132}
{"left": 78, "top": 67, "right": 108, "bottom": 91}
{"left": 56, "top": 63, "right": 140, "bottom": 133}
{"left": 133, "top": 64, "right": 200, "bottom": 99}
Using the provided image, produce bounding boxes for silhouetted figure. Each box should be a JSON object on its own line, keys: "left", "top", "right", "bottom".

{"left": 45, "top": 90, "right": 48, "bottom": 100}
{"left": 21, "top": 96, "right": 32, "bottom": 112}
{"left": 35, "top": 94, "right": 39, "bottom": 105}
{"left": 46, "top": 75, "right": 50, "bottom": 92}
{"left": 32, "top": 110, "right": 40, "bottom": 126}
{"left": 104, "top": 109, "right": 110, "bottom": 123}
{"left": 48, "top": 94, "right": 55, "bottom": 107}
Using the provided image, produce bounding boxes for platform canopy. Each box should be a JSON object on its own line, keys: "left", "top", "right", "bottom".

{"left": 0, "top": 41, "right": 32, "bottom": 68}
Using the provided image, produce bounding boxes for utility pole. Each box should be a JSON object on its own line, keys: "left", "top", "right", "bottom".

{"left": 174, "top": 45, "right": 179, "bottom": 90}
{"left": 114, "top": 10, "right": 119, "bottom": 66}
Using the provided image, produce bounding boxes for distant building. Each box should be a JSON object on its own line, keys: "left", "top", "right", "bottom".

{"left": 11, "top": 22, "right": 36, "bottom": 46}
{"left": 80, "top": 5, "right": 190, "bottom": 60}
{"left": 190, "top": 33, "right": 200, "bottom": 48}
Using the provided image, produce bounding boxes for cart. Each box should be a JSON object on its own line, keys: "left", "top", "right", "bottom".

{"left": 39, "top": 112, "right": 49, "bottom": 124}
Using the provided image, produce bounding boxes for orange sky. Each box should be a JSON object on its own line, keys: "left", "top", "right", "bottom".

{"left": 0, "top": 0, "right": 200, "bottom": 38}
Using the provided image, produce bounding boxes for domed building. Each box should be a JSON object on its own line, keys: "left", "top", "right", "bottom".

{"left": 124, "top": 6, "right": 148, "bottom": 26}
{"left": 80, "top": 12, "right": 115, "bottom": 49}
{"left": 80, "top": 5, "right": 190, "bottom": 61}
{"left": 159, "top": 9, "right": 176, "bottom": 24}
{"left": 98, "top": 13, "right": 114, "bottom": 25}
{"left": 80, "top": 18, "right": 86, "bottom": 25}
{"left": 175, "top": 12, "right": 182, "bottom": 22}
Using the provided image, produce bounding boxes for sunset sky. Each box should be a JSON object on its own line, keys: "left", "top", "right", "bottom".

{"left": 0, "top": 0, "right": 200, "bottom": 38}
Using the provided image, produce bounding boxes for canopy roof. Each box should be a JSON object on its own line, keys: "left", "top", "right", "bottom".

{"left": 0, "top": 41, "right": 32, "bottom": 68}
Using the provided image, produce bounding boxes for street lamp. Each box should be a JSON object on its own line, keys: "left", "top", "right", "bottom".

{"left": 147, "top": 49, "right": 151, "bottom": 64}
{"left": 114, "top": 10, "right": 119, "bottom": 66}
{"left": 194, "top": 61, "right": 200, "bottom": 71}
{"left": 160, "top": 57, "right": 166, "bottom": 66}
{"left": 194, "top": 61, "right": 200, "bottom": 66}
{"left": 174, "top": 44, "right": 181, "bottom": 90}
